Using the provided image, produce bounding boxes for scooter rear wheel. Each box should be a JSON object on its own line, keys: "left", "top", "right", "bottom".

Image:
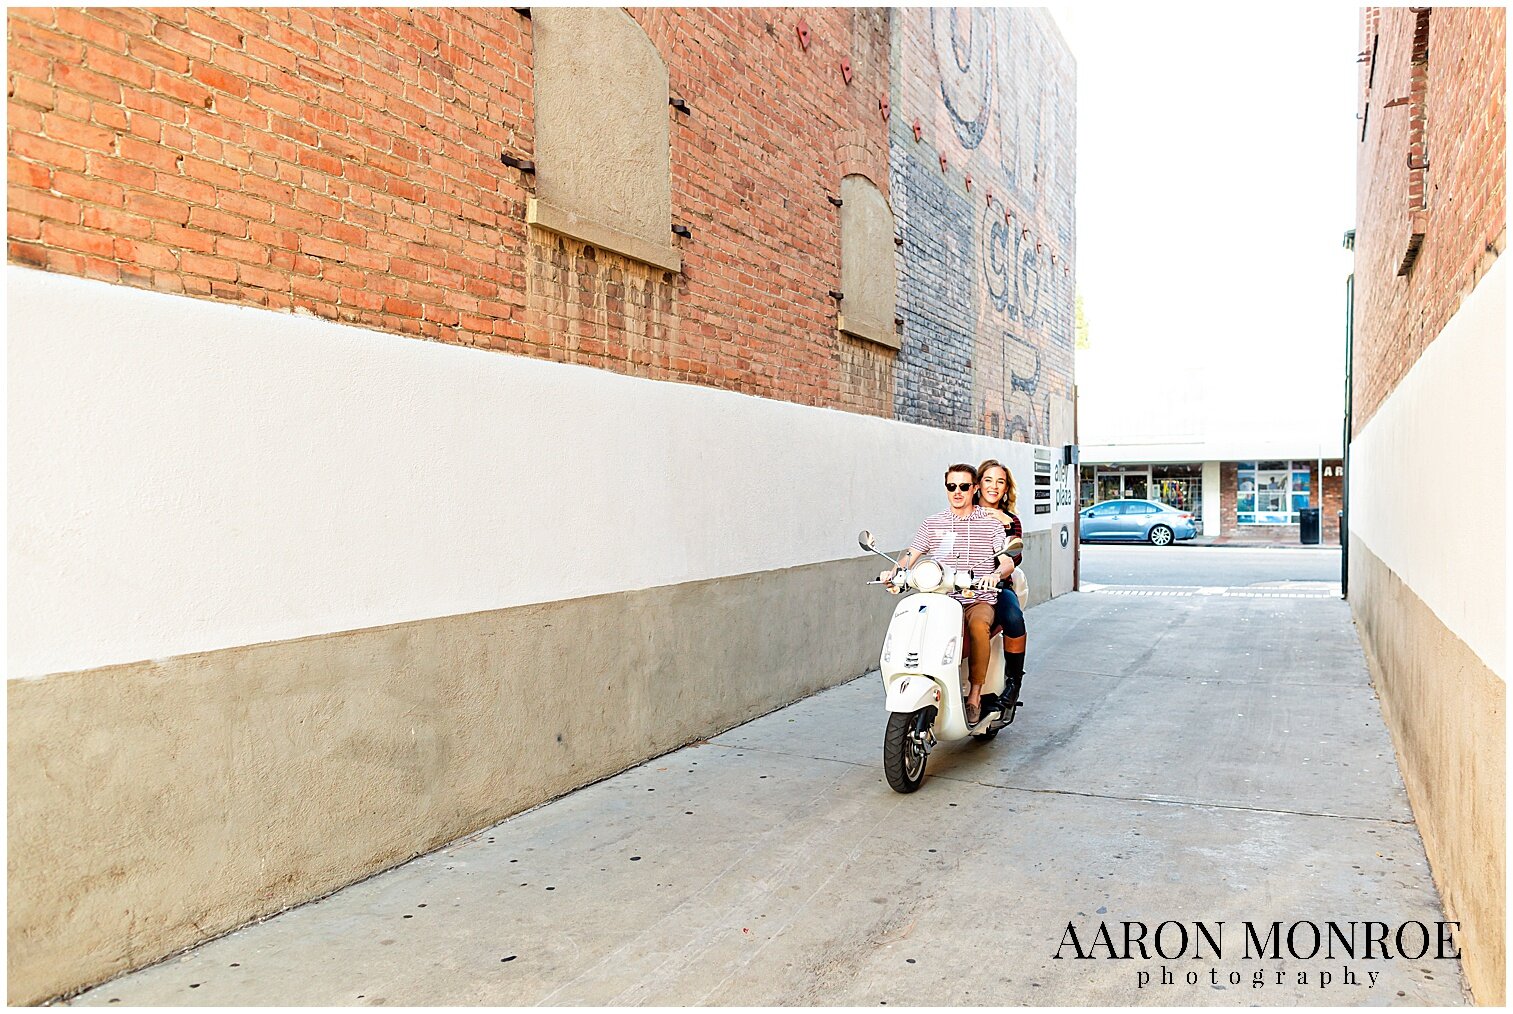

{"left": 884, "top": 707, "right": 935, "bottom": 793}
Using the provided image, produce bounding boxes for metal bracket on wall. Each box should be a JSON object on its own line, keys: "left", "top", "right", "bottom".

{"left": 912, "top": 119, "right": 922, "bottom": 142}
{"left": 828, "top": 290, "right": 844, "bottom": 301}
{"left": 1407, "top": 154, "right": 1429, "bottom": 170}
{"left": 500, "top": 152, "right": 536, "bottom": 173}
{"left": 879, "top": 95, "right": 889, "bottom": 120}
{"left": 796, "top": 19, "right": 811, "bottom": 50}
{"left": 840, "top": 57, "right": 853, "bottom": 84}
{"left": 513, "top": 7, "right": 531, "bottom": 18}
{"left": 964, "top": 174, "right": 972, "bottom": 191}
{"left": 827, "top": 195, "right": 843, "bottom": 207}
{"left": 672, "top": 224, "right": 691, "bottom": 238}
{"left": 894, "top": 234, "right": 904, "bottom": 247}
{"left": 938, "top": 154, "right": 947, "bottom": 172}
{"left": 669, "top": 97, "right": 690, "bottom": 114}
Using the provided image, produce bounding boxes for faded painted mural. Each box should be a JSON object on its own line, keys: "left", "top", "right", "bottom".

{"left": 891, "top": 8, "right": 1076, "bottom": 441}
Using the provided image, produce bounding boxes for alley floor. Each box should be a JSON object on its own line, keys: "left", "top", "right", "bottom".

{"left": 69, "top": 553, "right": 1467, "bottom": 1006}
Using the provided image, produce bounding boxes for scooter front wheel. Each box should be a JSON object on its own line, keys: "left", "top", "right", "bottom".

{"left": 883, "top": 706, "right": 935, "bottom": 793}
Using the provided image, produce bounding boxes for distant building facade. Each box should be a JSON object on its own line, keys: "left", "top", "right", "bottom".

{"left": 1077, "top": 451, "right": 1344, "bottom": 544}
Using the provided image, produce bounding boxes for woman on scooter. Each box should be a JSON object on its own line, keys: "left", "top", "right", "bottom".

{"left": 977, "top": 459, "right": 1027, "bottom": 716}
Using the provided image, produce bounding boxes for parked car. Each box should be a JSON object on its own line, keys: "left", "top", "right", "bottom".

{"left": 1079, "top": 499, "right": 1198, "bottom": 546}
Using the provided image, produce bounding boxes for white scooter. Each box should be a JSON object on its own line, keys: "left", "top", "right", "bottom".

{"left": 858, "top": 529, "right": 1022, "bottom": 793}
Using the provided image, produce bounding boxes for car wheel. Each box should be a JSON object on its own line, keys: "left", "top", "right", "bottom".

{"left": 1149, "top": 525, "right": 1173, "bottom": 546}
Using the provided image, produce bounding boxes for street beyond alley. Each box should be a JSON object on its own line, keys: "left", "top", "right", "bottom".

{"left": 1081, "top": 544, "right": 1344, "bottom": 588}
{"left": 70, "top": 549, "right": 1465, "bottom": 1006}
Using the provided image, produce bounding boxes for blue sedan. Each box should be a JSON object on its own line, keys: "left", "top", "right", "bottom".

{"left": 1079, "top": 499, "right": 1198, "bottom": 546}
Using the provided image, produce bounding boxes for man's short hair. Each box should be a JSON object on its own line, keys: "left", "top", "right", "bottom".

{"left": 944, "top": 463, "right": 979, "bottom": 483}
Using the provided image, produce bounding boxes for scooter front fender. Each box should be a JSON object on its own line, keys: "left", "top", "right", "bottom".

{"left": 884, "top": 674, "right": 943, "bottom": 713}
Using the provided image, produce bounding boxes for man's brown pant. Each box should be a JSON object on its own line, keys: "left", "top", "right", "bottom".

{"left": 964, "top": 601, "right": 995, "bottom": 690}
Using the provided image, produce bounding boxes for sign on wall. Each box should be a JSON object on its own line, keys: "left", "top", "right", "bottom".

{"left": 1033, "top": 449, "right": 1053, "bottom": 515}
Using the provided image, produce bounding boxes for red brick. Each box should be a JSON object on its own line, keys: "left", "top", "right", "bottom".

{"left": 190, "top": 61, "right": 249, "bottom": 97}
{"left": 11, "top": 132, "right": 88, "bottom": 173}
{"left": 188, "top": 205, "right": 247, "bottom": 236}
{"left": 10, "top": 20, "right": 85, "bottom": 61}
{"left": 39, "top": 114, "right": 117, "bottom": 153}
{"left": 153, "top": 20, "right": 213, "bottom": 61}
{"left": 49, "top": 171, "right": 125, "bottom": 207}
{"left": 128, "top": 38, "right": 192, "bottom": 75}
{"left": 124, "top": 191, "right": 191, "bottom": 224}
{"left": 54, "top": 9, "right": 125, "bottom": 52}
{"left": 185, "top": 10, "right": 246, "bottom": 49}
{"left": 9, "top": 211, "right": 43, "bottom": 241}
{"left": 40, "top": 220, "right": 116, "bottom": 258}
{"left": 237, "top": 262, "right": 286, "bottom": 290}
{"left": 84, "top": 46, "right": 155, "bottom": 88}
{"left": 180, "top": 252, "right": 238, "bottom": 281}
{"left": 53, "top": 62, "right": 124, "bottom": 102}
{"left": 81, "top": 205, "right": 152, "bottom": 239}
{"left": 152, "top": 220, "right": 216, "bottom": 253}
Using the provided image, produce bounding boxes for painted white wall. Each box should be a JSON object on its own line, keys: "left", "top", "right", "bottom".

{"left": 1348, "top": 256, "right": 1506, "bottom": 679}
{"left": 8, "top": 268, "right": 1075, "bottom": 678}
{"left": 1201, "top": 460, "right": 1221, "bottom": 536}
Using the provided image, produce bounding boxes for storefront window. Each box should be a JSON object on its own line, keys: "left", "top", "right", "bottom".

{"left": 1151, "top": 465, "right": 1202, "bottom": 520}
{"left": 1237, "top": 461, "right": 1312, "bottom": 525}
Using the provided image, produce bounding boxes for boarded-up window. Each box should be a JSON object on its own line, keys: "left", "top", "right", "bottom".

{"left": 838, "top": 174, "right": 898, "bottom": 349}
{"left": 528, "top": 9, "right": 680, "bottom": 272}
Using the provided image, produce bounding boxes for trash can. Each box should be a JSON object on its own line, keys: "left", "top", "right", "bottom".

{"left": 1299, "top": 507, "right": 1321, "bottom": 545}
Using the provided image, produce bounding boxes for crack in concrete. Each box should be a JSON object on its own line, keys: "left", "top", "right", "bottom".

{"left": 702, "top": 741, "right": 1416, "bottom": 827}
{"left": 941, "top": 778, "right": 1419, "bottom": 827}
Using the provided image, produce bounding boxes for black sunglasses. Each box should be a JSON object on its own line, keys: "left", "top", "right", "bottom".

{"left": 945, "top": 482, "right": 975, "bottom": 492}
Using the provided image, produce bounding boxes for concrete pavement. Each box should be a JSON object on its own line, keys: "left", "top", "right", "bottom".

{"left": 69, "top": 567, "right": 1467, "bottom": 1006}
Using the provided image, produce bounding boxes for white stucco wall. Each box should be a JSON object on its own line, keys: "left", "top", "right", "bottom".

{"left": 9, "top": 268, "right": 1074, "bottom": 678}
{"left": 1348, "top": 256, "right": 1506, "bottom": 679}
{"left": 1201, "top": 460, "right": 1221, "bottom": 536}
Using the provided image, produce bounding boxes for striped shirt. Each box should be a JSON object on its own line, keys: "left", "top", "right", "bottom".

{"left": 908, "top": 507, "right": 1006, "bottom": 605}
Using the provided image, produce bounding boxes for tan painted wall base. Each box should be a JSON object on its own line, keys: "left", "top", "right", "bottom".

{"left": 8, "top": 555, "right": 902, "bottom": 1005}
{"left": 1349, "top": 534, "right": 1505, "bottom": 1005}
{"left": 1021, "top": 530, "right": 1054, "bottom": 607}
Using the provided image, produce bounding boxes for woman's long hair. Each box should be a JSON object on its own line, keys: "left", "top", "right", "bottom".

{"left": 976, "top": 459, "right": 1017, "bottom": 514}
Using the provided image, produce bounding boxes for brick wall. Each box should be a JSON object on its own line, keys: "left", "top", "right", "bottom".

{"left": 1353, "top": 7, "right": 1506, "bottom": 432}
{"left": 8, "top": 9, "right": 535, "bottom": 334}
{"left": 3, "top": 9, "right": 884, "bottom": 413}
{"left": 890, "top": 9, "right": 1076, "bottom": 439}
{"left": 6, "top": 8, "right": 1074, "bottom": 432}
{"left": 1219, "top": 460, "right": 1343, "bottom": 543}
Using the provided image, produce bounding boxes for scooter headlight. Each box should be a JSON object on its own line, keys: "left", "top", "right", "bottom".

{"left": 911, "top": 559, "right": 944, "bottom": 592}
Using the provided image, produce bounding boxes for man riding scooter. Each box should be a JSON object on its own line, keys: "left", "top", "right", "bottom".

{"left": 882, "top": 463, "right": 1016, "bottom": 726}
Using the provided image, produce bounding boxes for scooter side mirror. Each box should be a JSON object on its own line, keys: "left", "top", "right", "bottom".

{"left": 858, "top": 530, "right": 876, "bottom": 552}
